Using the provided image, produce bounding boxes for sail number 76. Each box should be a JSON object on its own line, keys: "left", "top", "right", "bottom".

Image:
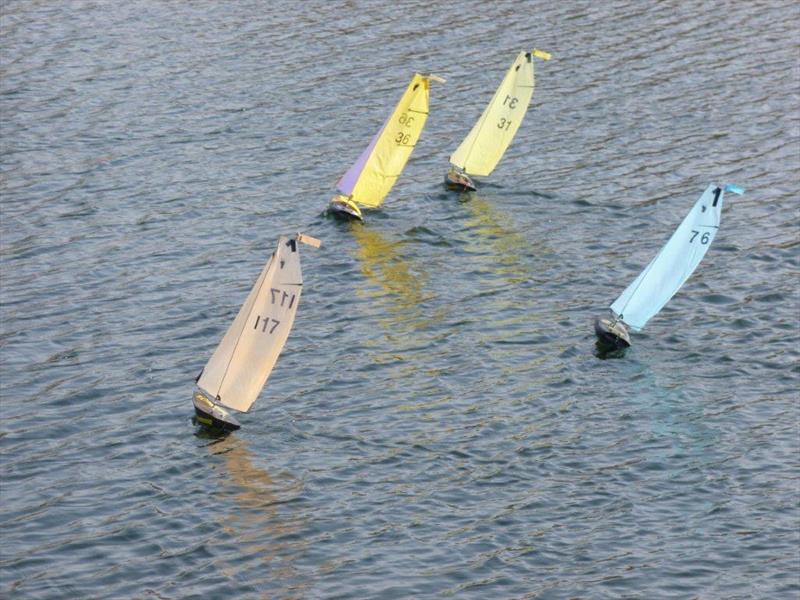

{"left": 690, "top": 230, "right": 710, "bottom": 244}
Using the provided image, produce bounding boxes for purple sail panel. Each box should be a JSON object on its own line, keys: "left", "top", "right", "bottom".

{"left": 336, "top": 120, "right": 388, "bottom": 195}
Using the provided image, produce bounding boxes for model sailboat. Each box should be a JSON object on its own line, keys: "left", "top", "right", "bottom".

{"left": 445, "top": 49, "right": 551, "bottom": 192}
{"left": 193, "top": 233, "right": 322, "bottom": 430}
{"left": 330, "top": 72, "right": 444, "bottom": 220}
{"left": 595, "top": 183, "right": 745, "bottom": 350}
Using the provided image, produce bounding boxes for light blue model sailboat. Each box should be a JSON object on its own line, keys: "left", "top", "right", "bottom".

{"left": 595, "top": 183, "right": 745, "bottom": 350}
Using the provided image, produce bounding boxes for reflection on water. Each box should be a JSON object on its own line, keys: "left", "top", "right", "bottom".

{"left": 458, "top": 192, "right": 535, "bottom": 286}
{"left": 351, "top": 223, "right": 426, "bottom": 319}
{"left": 349, "top": 222, "right": 456, "bottom": 346}
{"left": 205, "top": 434, "right": 307, "bottom": 597}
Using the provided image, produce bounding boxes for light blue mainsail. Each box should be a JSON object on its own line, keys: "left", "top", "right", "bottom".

{"left": 610, "top": 183, "right": 735, "bottom": 331}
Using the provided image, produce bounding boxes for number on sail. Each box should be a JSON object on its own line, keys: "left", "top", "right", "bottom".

{"left": 270, "top": 288, "right": 296, "bottom": 307}
{"left": 253, "top": 315, "right": 280, "bottom": 334}
{"left": 498, "top": 118, "right": 512, "bottom": 130}
{"left": 503, "top": 95, "right": 518, "bottom": 109}
{"left": 690, "top": 230, "right": 710, "bottom": 244}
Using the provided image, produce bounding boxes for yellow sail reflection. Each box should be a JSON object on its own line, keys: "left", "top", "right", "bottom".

{"left": 460, "top": 194, "right": 537, "bottom": 285}
{"left": 350, "top": 224, "right": 427, "bottom": 325}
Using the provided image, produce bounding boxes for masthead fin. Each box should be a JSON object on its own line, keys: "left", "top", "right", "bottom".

{"left": 724, "top": 184, "right": 744, "bottom": 195}
{"left": 297, "top": 233, "right": 322, "bottom": 248}
{"left": 421, "top": 73, "right": 446, "bottom": 84}
{"left": 417, "top": 73, "right": 447, "bottom": 83}
{"left": 532, "top": 49, "right": 552, "bottom": 61}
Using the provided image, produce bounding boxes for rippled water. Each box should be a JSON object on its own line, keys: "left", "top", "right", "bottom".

{"left": 2, "top": 0, "right": 798, "bottom": 598}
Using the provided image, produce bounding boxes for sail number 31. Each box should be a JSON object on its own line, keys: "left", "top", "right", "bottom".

{"left": 497, "top": 95, "right": 519, "bottom": 130}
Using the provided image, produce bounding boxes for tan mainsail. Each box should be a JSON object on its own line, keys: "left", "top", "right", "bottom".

{"left": 197, "top": 235, "right": 318, "bottom": 412}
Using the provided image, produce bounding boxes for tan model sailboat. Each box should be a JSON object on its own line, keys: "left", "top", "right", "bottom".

{"left": 193, "top": 233, "right": 321, "bottom": 430}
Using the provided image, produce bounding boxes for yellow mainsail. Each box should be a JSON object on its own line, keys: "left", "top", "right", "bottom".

{"left": 449, "top": 49, "right": 550, "bottom": 178}
{"left": 337, "top": 73, "right": 433, "bottom": 208}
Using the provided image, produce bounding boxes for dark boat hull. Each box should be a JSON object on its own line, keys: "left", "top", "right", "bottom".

{"left": 329, "top": 196, "right": 363, "bottom": 221}
{"left": 444, "top": 169, "right": 476, "bottom": 192}
{"left": 594, "top": 317, "right": 631, "bottom": 350}
{"left": 192, "top": 391, "right": 241, "bottom": 431}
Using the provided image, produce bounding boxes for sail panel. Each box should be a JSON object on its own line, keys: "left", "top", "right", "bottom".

{"left": 449, "top": 51, "right": 535, "bottom": 177}
{"left": 198, "top": 237, "right": 303, "bottom": 413}
{"left": 347, "top": 73, "right": 430, "bottom": 208}
{"left": 610, "top": 184, "right": 725, "bottom": 331}
{"left": 337, "top": 123, "right": 386, "bottom": 196}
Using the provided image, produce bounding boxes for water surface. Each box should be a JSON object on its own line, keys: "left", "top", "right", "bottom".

{"left": 2, "top": 0, "right": 798, "bottom": 598}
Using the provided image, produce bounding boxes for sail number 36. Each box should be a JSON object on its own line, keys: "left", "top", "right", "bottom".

{"left": 395, "top": 113, "right": 414, "bottom": 144}
{"left": 690, "top": 230, "right": 710, "bottom": 244}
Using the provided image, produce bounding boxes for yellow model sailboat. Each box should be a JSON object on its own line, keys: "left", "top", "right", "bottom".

{"left": 330, "top": 72, "right": 444, "bottom": 220}
{"left": 445, "top": 49, "right": 551, "bottom": 192}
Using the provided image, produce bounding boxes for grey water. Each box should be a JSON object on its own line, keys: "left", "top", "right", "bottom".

{"left": 1, "top": 0, "right": 798, "bottom": 598}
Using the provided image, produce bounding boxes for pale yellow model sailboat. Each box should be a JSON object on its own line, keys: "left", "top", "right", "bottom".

{"left": 330, "top": 72, "right": 445, "bottom": 220}
{"left": 445, "top": 49, "right": 551, "bottom": 192}
{"left": 193, "top": 233, "right": 321, "bottom": 430}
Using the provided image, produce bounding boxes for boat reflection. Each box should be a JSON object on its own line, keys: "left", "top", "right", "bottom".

{"left": 349, "top": 222, "right": 432, "bottom": 335}
{"left": 205, "top": 434, "right": 307, "bottom": 596}
{"left": 457, "top": 192, "right": 542, "bottom": 286}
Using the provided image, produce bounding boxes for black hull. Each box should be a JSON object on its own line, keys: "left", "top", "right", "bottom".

{"left": 594, "top": 317, "right": 631, "bottom": 350}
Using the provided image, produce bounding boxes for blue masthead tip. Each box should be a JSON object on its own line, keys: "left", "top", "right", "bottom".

{"left": 725, "top": 184, "right": 745, "bottom": 195}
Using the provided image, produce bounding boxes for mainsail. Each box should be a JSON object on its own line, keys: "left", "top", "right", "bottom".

{"left": 197, "top": 236, "right": 306, "bottom": 413}
{"left": 336, "top": 73, "right": 433, "bottom": 208}
{"left": 449, "top": 49, "right": 550, "bottom": 177}
{"left": 610, "top": 184, "right": 743, "bottom": 331}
